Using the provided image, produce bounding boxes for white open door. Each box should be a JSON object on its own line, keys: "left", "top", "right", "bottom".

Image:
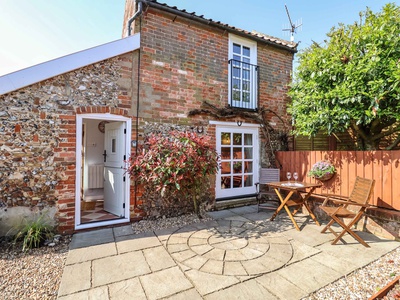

{"left": 104, "top": 122, "right": 126, "bottom": 217}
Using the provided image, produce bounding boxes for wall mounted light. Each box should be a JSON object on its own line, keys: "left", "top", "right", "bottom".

{"left": 237, "top": 121, "right": 243, "bottom": 126}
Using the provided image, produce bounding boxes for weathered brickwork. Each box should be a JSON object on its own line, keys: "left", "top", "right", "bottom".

{"left": 0, "top": 54, "right": 136, "bottom": 233}
{"left": 136, "top": 9, "right": 229, "bottom": 125}
{"left": 131, "top": 8, "right": 294, "bottom": 128}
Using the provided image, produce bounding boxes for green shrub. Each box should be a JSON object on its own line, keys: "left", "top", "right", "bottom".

{"left": 128, "top": 131, "right": 219, "bottom": 216}
{"left": 12, "top": 213, "right": 54, "bottom": 251}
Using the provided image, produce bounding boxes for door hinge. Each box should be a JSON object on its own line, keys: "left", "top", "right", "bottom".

{"left": 123, "top": 155, "right": 126, "bottom": 161}
{"left": 123, "top": 176, "right": 126, "bottom": 182}
{"left": 123, "top": 203, "right": 125, "bottom": 209}
{"left": 124, "top": 129, "right": 126, "bottom": 134}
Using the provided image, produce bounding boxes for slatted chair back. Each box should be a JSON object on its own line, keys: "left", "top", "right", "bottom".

{"left": 256, "top": 168, "right": 280, "bottom": 212}
{"left": 259, "top": 168, "right": 280, "bottom": 184}
{"left": 348, "top": 176, "right": 375, "bottom": 206}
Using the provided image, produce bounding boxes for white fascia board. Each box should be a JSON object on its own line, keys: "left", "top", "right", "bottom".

{"left": 0, "top": 33, "right": 140, "bottom": 95}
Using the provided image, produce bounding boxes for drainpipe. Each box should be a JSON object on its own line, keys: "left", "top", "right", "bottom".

{"left": 128, "top": 0, "right": 144, "bottom": 36}
{"left": 127, "top": 0, "right": 144, "bottom": 209}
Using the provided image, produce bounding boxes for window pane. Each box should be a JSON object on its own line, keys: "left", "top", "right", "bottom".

{"left": 243, "top": 57, "right": 250, "bottom": 64}
{"left": 233, "top": 176, "right": 242, "bottom": 188}
{"left": 244, "top": 147, "right": 253, "bottom": 159}
{"left": 233, "top": 67, "right": 240, "bottom": 78}
{"left": 242, "top": 82, "right": 249, "bottom": 91}
{"left": 233, "top": 79, "right": 240, "bottom": 89}
{"left": 221, "top": 133, "right": 231, "bottom": 145}
{"left": 244, "top": 134, "right": 252, "bottom": 145}
{"left": 243, "top": 46, "right": 250, "bottom": 57}
{"left": 221, "top": 176, "right": 230, "bottom": 189}
{"left": 233, "top": 147, "right": 242, "bottom": 158}
{"left": 233, "top": 161, "right": 242, "bottom": 173}
{"left": 242, "top": 92, "right": 250, "bottom": 102}
{"left": 111, "top": 138, "right": 116, "bottom": 153}
{"left": 233, "top": 43, "right": 241, "bottom": 54}
{"left": 221, "top": 162, "right": 231, "bottom": 174}
{"left": 245, "top": 161, "right": 253, "bottom": 172}
{"left": 233, "top": 133, "right": 242, "bottom": 145}
{"left": 243, "top": 70, "right": 250, "bottom": 80}
{"left": 244, "top": 175, "right": 253, "bottom": 187}
{"left": 233, "top": 55, "right": 241, "bottom": 62}
{"left": 233, "top": 91, "right": 240, "bottom": 101}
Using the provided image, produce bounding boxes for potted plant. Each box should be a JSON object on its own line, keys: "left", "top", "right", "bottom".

{"left": 308, "top": 160, "right": 336, "bottom": 181}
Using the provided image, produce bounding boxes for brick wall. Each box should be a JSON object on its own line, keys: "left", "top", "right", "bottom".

{"left": 129, "top": 5, "right": 294, "bottom": 165}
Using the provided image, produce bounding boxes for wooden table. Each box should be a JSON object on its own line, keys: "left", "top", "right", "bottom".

{"left": 266, "top": 181, "right": 322, "bottom": 231}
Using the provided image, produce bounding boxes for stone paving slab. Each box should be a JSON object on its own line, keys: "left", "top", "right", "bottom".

{"left": 256, "top": 272, "right": 309, "bottom": 299}
{"left": 140, "top": 266, "right": 193, "bottom": 300}
{"left": 69, "top": 228, "right": 114, "bottom": 249}
{"left": 58, "top": 261, "right": 91, "bottom": 296}
{"left": 92, "top": 250, "right": 151, "bottom": 287}
{"left": 275, "top": 258, "right": 343, "bottom": 294}
{"left": 116, "top": 231, "right": 161, "bottom": 253}
{"left": 58, "top": 205, "right": 400, "bottom": 299}
{"left": 66, "top": 242, "right": 117, "bottom": 265}
{"left": 108, "top": 278, "right": 147, "bottom": 300}
{"left": 204, "top": 278, "right": 278, "bottom": 300}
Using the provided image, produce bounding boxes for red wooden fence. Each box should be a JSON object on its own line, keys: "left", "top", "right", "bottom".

{"left": 275, "top": 151, "right": 400, "bottom": 210}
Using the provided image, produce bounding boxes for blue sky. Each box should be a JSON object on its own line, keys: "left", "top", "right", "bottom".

{"left": 0, "top": 0, "right": 395, "bottom": 76}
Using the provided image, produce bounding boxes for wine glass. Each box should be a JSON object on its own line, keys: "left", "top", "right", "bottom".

{"left": 286, "top": 172, "right": 291, "bottom": 181}
{"left": 293, "top": 172, "right": 298, "bottom": 182}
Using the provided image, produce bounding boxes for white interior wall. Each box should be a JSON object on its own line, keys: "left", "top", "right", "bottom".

{"left": 83, "top": 119, "right": 105, "bottom": 194}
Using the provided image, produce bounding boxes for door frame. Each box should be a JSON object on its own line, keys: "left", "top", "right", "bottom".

{"left": 211, "top": 121, "right": 260, "bottom": 200}
{"left": 75, "top": 113, "right": 131, "bottom": 230}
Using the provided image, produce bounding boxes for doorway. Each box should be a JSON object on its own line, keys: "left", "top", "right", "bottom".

{"left": 75, "top": 114, "right": 131, "bottom": 230}
{"left": 215, "top": 123, "right": 259, "bottom": 200}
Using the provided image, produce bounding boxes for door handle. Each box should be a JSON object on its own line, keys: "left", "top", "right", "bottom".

{"left": 103, "top": 150, "right": 107, "bottom": 162}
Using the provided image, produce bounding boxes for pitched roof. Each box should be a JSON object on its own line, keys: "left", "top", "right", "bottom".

{"left": 144, "top": 0, "right": 297, "bottom": 53}
{"left": 0, "top": 33, "right": 140, "bottom": 95}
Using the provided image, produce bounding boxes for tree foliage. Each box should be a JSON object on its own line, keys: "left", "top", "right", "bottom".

{"left": 289, "top": 3, "right": 400, "bottom": 150}
{"left": 128, "top": 131, "right": 219, "bottom": 216}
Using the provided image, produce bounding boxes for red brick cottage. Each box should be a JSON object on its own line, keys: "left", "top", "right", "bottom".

{"left": 0, "top": 0, "right": 297, "bottom": 234}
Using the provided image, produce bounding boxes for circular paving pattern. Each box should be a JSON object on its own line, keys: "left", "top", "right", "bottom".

{"left": 166, "top": 220, "right": 293, "bottom": 276}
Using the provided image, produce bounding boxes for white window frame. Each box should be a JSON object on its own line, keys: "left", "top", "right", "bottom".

{"left": 214, "top": 122, "right": 259, "bottom": 199}
{"left": 228, "top": 34, "right": 258, "bottom": 110}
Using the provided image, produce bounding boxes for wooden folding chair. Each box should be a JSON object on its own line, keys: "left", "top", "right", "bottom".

{"left": 320, "top": 176, "right": 375, "bottom": 247}
{"left": 255, "top": 168, "right": 280, "bottom": 212}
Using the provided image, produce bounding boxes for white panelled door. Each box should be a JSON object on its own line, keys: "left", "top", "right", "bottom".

{"left": 104, "top": 122, "right": 126, "bottom": 216}
{"left": 216, "top": 126, "right": 259, "bottom": 199}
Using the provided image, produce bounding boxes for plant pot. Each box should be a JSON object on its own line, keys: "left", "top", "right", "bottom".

{"left": 315, "top": 173, "right": 334, "bottom": 181}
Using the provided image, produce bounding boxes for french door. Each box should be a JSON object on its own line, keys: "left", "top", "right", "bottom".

{"left": 216, "top": 126, "right": 259, "bottom": 199}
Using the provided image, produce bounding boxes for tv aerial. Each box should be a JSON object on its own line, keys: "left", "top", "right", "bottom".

{"left": 282, "top": 4, "right": 302, "bottom": 42}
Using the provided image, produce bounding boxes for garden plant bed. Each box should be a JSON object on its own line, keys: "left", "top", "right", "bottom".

{"left": 369, "top": 275, "right": 400, "bottom": 300}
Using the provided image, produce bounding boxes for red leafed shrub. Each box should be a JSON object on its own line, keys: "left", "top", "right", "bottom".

{"left": 128, "top": 131, "right": 219, "bottom": 216}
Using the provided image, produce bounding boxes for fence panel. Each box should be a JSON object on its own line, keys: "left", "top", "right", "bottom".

{"left": 275, "top": 150, "right": 400, "bottom": 210}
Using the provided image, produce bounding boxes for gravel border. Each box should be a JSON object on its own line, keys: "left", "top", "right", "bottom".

{"left": 1, "top": 215, "right": 399, "bottom": 299}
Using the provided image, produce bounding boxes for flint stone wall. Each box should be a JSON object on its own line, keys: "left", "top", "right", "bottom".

{"left": 0, "top": 53, "right": 132, "bottom": 235}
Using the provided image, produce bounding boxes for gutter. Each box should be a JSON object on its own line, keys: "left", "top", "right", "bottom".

{"left": 128, "top": 0, "right": 144, "bottom": 36}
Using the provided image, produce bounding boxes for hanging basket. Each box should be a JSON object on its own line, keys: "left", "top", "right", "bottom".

{"left": 315, "top": 173, "right": 334, "bottom": 181}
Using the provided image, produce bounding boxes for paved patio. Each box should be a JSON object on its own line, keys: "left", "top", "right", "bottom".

{"left": 57, "top": 205, "right": 399, "bottom": 299}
